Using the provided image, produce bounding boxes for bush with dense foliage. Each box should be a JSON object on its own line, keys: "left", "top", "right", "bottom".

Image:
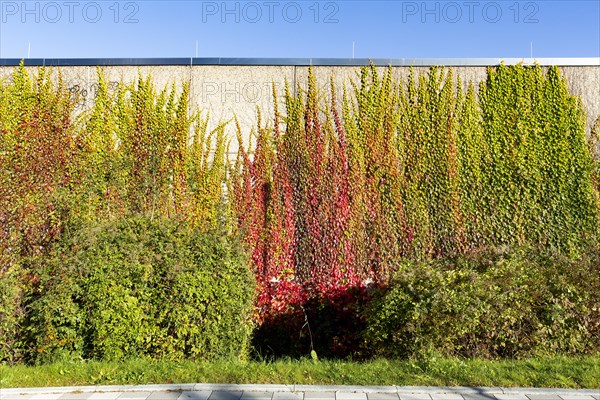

{"left": 365, "top": 247, "right": 600, "bottom": 359}
{"left": 24, "top": 216, "right": 254, "bottom": 364}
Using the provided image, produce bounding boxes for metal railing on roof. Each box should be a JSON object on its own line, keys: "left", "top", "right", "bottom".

{"left": 1, "top": 57, "right": 599, "bottom": 67}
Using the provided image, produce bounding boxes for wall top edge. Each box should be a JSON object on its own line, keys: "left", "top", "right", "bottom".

{"left": 0, "top": 57, "right": 599, "bottom": 67}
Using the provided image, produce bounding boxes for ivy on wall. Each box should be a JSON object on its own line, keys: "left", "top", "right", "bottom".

{"left": 1, "top": 62, "right": 599, "bottom": 362}
{"left": 232, "top": 64, "right": 600, "bottom": 321}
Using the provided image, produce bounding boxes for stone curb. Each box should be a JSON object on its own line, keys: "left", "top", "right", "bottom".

{"left": 502, "top": 389, "right": 597, "bottom": 395}
{"left": 1, "top": 385, "right": 598, "bottom": 396}
{"left": 396, "top": 388, "right": 504, "bottom": 395}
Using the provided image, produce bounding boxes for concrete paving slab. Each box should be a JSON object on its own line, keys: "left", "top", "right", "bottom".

{"left": 272, "top": 393, "right": 304, "bottom": 400}
{"left": 504, "top": 391, "right": 576, "bottom": 396}
{"left": 454, "top": 390, "right": 502, "bottom": 396}
{"left": 59, "top": 394, "right": 94, "bottom": 400}
{"left": 351, "top": 389, "right": 397, "bottom": 395}
{"left": 147, "top": 392, "right": 182, "bottom": 400}
{"left": 177, "top": 393, "right": 212, "bottom": 400}
{"left": 430, "top": 395, "right": 464, "bottom": 400}
{"left": 494, "top": 395, "right": 529, "bottom": 400}
{"left": 2, "top": 385, "right": 599, "bottom": 400}
{"left": 241, "top": 392, "right": 273, "bottom": 400}
{"left": 367, "top": 394, "right": 400, "bottom": 400}
{"left": 1, "top": 396, "right": 33, "bottom": 400}
{"left": 303, "top": 393, "right": 335, "bottom": 400}
{"left": 209, "top": 392, "right": 243, "bottom": 400}
{"left": 336, "top": 393, "right": 367, "bottom": 400}
{"left": 559, "top": 397, "right": 596, "bottom": 400}
{"left": 398, "top": 395, "right": 432, "bottom": 400}
{"left": 89, "top": 394, "right": 122, "bottom": 400}
{"left": 117, "top": 393, "right": 152, "bottom": 399}
{"left": 462, "top": 395, "right": 497, "bottom": 400}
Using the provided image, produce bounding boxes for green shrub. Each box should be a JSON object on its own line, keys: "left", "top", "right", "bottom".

{"left": 365, "top": 247, "right": 600, "bottom": 359}
{"left": 0, "top": 266, "right": 27, "bottom": 364}
{"left": 24, "top": 216, "right": 254, "bottom": 363}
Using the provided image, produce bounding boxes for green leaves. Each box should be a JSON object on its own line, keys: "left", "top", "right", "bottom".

{"left": 25, "top": 216, "right": 254, "bottom": 363}
{"left": 83, "top": 71, "right": 228, "bottom": 229}
{"left": 479, "top": 63, "right": 598, "bottom": 254}
{"left": 1, "top": 63, "right": 599, "bottom": 364}
{"left": 366, "top": 247, "right": 600, "bottom": 359}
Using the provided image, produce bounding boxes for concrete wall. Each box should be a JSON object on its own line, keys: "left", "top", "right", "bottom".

{"left": 1, "top": 62, "right": 598, "bottom": 154}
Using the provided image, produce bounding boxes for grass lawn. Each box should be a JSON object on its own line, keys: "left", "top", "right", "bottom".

{"left": 1, "top": 356, "right": 598, "bottom": 389}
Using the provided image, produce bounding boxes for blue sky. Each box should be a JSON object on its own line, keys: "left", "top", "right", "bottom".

{"left": 0, "top": 0, "right": 599, "bottom": 58}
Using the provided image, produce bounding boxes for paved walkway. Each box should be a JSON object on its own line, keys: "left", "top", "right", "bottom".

{"left": 1, "top": 385, "right": 598, "bottom": 400}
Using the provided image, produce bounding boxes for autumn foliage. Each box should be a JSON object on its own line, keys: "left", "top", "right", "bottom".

{"left": 231, "top": 65, "right": 599, "bottom": 352}
{"left": 1, "top": 63, "right": 599, "bottom": 362}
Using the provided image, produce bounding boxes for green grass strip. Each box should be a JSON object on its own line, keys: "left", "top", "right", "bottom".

{"left": 1, "top": 356, "right": 598, "bottom": 389}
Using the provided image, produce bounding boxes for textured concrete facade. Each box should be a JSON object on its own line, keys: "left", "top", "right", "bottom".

{"left": 1, "top": 62, "right": 598, "bottom": 154}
